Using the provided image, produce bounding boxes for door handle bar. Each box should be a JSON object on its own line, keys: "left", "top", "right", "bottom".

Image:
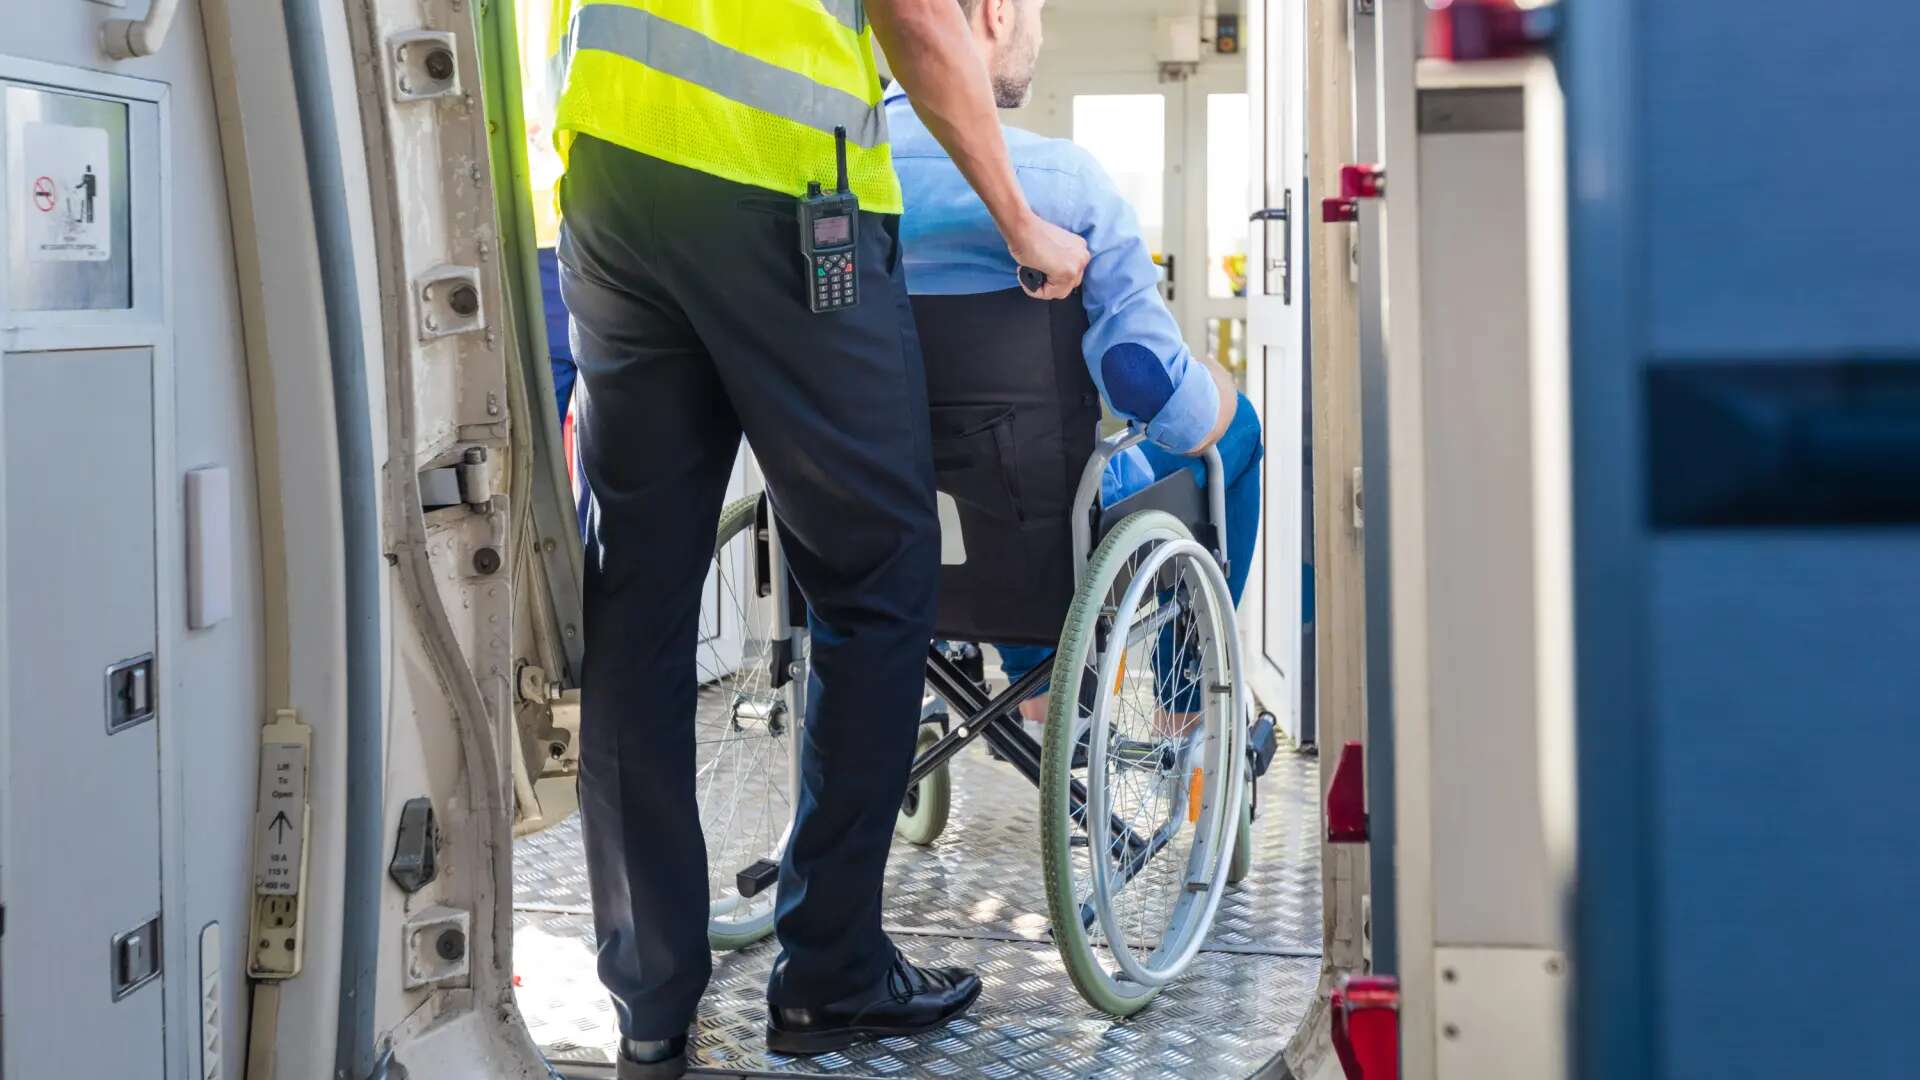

{"left": 1251, "top": 189, "right": 1294, "bottom": 304}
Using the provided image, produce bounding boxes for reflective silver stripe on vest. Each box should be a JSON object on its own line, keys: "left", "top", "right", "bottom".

{"left": 572, "top": 4, "right": 888, "bottom": 148}
{"left": 819, "top": 0, "right": 863, "bottom": 33}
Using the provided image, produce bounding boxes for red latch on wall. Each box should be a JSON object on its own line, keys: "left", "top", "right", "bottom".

{"left": 1340, "top": 163, "right": 1386, "bottom": 200}
{"left": 1330, "top": 975, "right": 1401, "bottom": 1080}
{"left": 1326, "top": 740, "right": 1367, "bottom": 843}
{"left": 1322, "top": 197, "right": 1359, "bottom": 223}
{"left": 1425, "top": 0, "right": 1559, "bottom": 62}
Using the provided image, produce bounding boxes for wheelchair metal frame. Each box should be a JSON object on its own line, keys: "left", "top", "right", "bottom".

{"left": 903, "top": 424, "right": 1234, "bottom": 900}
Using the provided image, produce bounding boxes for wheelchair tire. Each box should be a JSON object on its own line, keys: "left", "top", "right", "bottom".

{"left": 1041, "top": 511, "right": 1247, "bottom": 1017}
{"left": 702, "top": 496, "right": 800, "bottom": 952}
{"left": 895, "top": 725, "right": 951, "bottom": 847}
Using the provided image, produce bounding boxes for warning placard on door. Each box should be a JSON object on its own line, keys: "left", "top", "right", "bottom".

{"left": 23, "top": 122, "right": 110, "bottom": 262}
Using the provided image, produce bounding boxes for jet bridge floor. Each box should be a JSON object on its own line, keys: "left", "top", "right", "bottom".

{"left": 513, "top": 704, "right": 1322, "bottom": 1080}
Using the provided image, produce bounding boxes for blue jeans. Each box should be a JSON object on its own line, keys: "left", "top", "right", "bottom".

{"left": 541, "top": 246, "right": 593, "bottom": 536}
{"left": 996, "top": 392, "right": 1265, "bottom": 694}
{"left": 539, "top": 246, "right": 577, "bottom": 425}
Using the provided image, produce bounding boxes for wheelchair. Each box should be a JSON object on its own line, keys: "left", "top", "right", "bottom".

{"left": 689, "top": 288, "right": 1274, "bottom": 1017}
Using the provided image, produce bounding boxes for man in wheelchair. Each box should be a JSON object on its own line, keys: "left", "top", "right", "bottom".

{"left": 888, "top": 0, "right": 1265, "bottom": 723}
{"left": 866, "top": 0, "right": 1274, "bottom": 1016}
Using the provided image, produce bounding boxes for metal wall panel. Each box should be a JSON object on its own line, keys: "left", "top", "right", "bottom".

{"left": 1415, "top": 115, "right": 1557, "bottom": 949}
{"left": 3, "top": 346, "right": 165, "bottom": 1079}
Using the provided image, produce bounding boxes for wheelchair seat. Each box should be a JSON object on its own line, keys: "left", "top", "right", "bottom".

{"left": 914, "top": 288, "right": 1218, "bottom": 647}
{"left": 913, "top": 287, "right": 1099, "bottom": 646}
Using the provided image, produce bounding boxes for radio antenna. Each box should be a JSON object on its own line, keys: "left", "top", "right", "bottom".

{"left": 834, "top": 126, "right": 850, "bottom": 194}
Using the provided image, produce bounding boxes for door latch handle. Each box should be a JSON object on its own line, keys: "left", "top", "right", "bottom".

{"left": 1250, "top": 190, "right": 1294, "bottom": 304}
{"left": 105, "top": 654, "right": 157, "bottom": 734}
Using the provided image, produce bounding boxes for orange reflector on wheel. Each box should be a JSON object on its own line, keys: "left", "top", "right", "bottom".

{"left": 1189, "top": 767, "right": 1204, "bottom": 823}
{"left": 1114, "top": 654, "right": 1128, "bottom": 695}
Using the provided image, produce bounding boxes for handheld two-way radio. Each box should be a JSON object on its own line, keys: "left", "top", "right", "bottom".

{"left": 800, "top": 126, "right": 861, "bottom": 313}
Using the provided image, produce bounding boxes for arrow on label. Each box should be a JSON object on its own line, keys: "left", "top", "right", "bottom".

{"left": 269, "top": 810, "right": 292, "bottom": 842}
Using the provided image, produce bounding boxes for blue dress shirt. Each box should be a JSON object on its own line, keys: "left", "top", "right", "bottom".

{"left": 885, "top": 87, "right": 1221, "bottom": 469}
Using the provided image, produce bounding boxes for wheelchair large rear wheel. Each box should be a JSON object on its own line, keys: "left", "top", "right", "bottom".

{"left": 1041, "top": 511, "right": 1247, "bottom": 1016}
{"left": 698, "top": 497, "right": 800, "bottom": 950}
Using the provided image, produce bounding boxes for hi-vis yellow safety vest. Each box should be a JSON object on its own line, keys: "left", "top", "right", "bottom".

{"left": 547, "top": 0, "right": 903, "bottom": 215}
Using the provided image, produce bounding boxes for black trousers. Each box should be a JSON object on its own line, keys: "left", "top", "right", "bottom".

{"left": 559, "top": 137, "right": 940, "bottom": 1038}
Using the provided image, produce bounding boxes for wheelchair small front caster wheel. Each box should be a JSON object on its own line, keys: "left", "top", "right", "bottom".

{"left": 896, "top": 725, "right": 951, "bottom": 846}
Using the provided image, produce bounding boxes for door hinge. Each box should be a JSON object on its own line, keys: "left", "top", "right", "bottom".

{"left": 1350, "top": 467, "right": 1364, "bottom": 531}
{"left": 419, "top": 446, "right": 494, "bottom": 511}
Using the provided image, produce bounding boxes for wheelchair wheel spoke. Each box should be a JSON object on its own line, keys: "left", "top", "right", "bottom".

{"left": 1041, "top": 511, "right": 1245, "bottom": 1006}
{"left": 694, "top": 498, "right": 796, "bottom": 947}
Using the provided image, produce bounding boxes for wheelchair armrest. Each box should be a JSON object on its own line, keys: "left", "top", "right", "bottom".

{"left": 1095, "top": 472, "right": 1220, "bottom": 568}
{"left": 1071, "top": 425, "right": 1149, "bottom": 579}
{"left": 1072, "top": 425, "right": 1232, "bottom": 579}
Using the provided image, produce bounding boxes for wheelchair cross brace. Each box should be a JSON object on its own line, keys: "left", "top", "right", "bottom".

{"left": 915, "top": 647, "right": 1154, "bottom": 879}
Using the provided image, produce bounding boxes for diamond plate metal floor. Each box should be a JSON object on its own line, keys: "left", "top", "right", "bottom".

{"left": 514, "top": 737, "right": 1321, "bottom": 1078}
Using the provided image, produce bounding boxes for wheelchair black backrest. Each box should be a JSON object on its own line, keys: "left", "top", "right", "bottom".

{"left": 913, "top": 287, "right": 1099, "bottom": 647}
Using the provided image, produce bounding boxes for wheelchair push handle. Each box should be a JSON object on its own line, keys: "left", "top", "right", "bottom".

{"left": 1018, "top": 266, "right": 1049, "bottom": 294}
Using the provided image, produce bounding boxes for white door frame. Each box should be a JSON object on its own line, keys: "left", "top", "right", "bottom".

{"left": 1242, "top": 0, "right": 1309, "bottom": 735}
{"left": 1177, "top": 64, "right": 1253, "bottom": 361}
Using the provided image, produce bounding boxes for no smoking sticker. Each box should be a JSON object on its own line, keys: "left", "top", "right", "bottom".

{"left": 23, "top": 122, "right": 110, "bottom": 262}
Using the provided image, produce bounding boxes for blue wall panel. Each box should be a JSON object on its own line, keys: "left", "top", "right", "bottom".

{"left": 1643, "top": 5, "right": 1920, "bottom": 357}
{"left": 1569, "top": 2, "right": 1920, "bottom": 1078}
{"left": 1651, "top": 536, "right": 1920, "bottom": 1079}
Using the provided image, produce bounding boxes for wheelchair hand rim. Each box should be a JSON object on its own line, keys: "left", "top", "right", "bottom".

{"left": 1084, "top": 536, "right": 1247, "bottom": 989}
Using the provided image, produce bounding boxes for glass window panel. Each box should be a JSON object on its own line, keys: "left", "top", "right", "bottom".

{"left": 1207, "top": 93, "right": 1252, "bottom": 299}
{"left": 1207, "top": 316, "right": 1248, "bottom": 382}
{"left": 1072, "top": 94, "right": 1166, "bottom": 255}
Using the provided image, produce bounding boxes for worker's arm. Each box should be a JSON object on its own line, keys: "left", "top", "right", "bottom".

{"left": 867, "top": 0, "right": 1088, "bottom": 299}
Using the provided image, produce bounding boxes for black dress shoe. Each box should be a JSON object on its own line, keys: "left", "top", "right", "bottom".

{"left": 766, "top": 951, "right": 982, "bottom": 1055}
{"left": 617, "top": 1034, "right": 687, "bottom": 1080}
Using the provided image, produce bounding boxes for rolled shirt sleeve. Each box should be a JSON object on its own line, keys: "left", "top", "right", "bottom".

{"left": 1052, "top": 148, "right": 1221, "bottom": 454}
{"left": 888, "top": 91, "right": 1221, "bottom": 455}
